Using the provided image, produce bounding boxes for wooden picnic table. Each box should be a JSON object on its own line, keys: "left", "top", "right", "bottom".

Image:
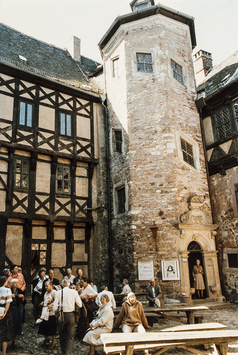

{"left": 160, "top": 322, "right": 227, "bottom": 332}
{"left": 151, "top": 305, "right": 209, "bottom": 324}
{"left": 101, "top": 329, "right": 238, "bottom": 355}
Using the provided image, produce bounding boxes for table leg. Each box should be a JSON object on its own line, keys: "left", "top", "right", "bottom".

{"left": 125, "top": 345, "right": 134, "bottom": 355}
{"left": 215, "top": 342, "right": 228, "bottom": 355}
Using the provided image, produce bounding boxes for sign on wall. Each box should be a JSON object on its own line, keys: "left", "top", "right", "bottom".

{"left": 138, "top": 260, "right": 154, "bottom": 280}
{"left": 161, "top": 259, "right": 180, "bottom": 281}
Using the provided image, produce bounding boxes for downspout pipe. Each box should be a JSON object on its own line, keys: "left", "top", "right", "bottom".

{"left": 101, "top": 97, "right": 113, "bottom": 291}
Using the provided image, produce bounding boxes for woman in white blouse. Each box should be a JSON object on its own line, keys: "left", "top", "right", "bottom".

{"left": 83, "top": 294, "right": 114, "bottom": 355}
{"left": 0, "top": 275, "right": 14, "bottom": 355}
{"left": 31, "top": 267, "right": 49, "bottom": 327}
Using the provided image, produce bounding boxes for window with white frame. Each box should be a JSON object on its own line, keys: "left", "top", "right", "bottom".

{"left": 112, "top": 57, "right": 119, "bottom": 78}
{"left": 56, "top": 165, "right": 71, "bottom": 194}
{"left": 60, "top": 112, "right": 72, "bottom": 137}
{"left": 171, "top": 59, "right": 184, "bottom": 85}
{"left": 19, "top": 100, "right": 33, "bottom": 127}
{"left": 180, "top": 138, "right": 195, "bottom": 168}
{"left": 136, "top": 53, "right": 153, "bottom": 73}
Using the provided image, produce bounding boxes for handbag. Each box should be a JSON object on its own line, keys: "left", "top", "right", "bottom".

{"left": 55, "top": 289, "right": 64, "bottom": 323}
{"left": 87, "top": 299, "right": 99, "bottom": 313}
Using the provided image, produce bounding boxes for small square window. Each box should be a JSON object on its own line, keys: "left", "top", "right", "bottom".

{"left": 228, "top": 253, "right": 238, "bottom": 268}
{"left": 112, "top": 57, "right": 119, "bottom": 77}
{"left": 19, "top": 101, "right": 33, "bottom": 127}
{"left": 136, "top": 53, "right": 153, "bottom": 73}
{"left": 117, "top": 187, "right": 126, "bottom": 214}
{"left": 235, "top": 184, "right": 238, "bottom": 209}
{"left": 171, "top": 60, "right": 184, "bottom": 85}
{"left": 60, "top": 112, "right": 72, "bottom": 137}
{"left": 14, "top": 157, "right": 29, "bottom": 189}
{"left": 114, "top": 130, "right": 122, "bottom": 153}
{"left": 181, "top": 138, "right": 194, "bottom": 167}
{"left": 56, "top": 165, "right": 71, "bottom": 194}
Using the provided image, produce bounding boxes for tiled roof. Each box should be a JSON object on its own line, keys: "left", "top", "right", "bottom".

{"left": 196, "top": 50, "right": 238, "bottom": 100}
{"left": 0, "top": 23, "right": 102, "bottom": 94}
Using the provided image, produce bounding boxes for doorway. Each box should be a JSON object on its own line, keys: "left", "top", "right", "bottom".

{"left": 188, "top": 241, "right": 207, "bottom": 299}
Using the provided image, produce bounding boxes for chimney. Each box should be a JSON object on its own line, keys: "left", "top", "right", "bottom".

{"left": 67, "top": 36, "right": 81, "bottom": 62}
{"left": 193, "top": 50, "right": 213, "bottom": 85}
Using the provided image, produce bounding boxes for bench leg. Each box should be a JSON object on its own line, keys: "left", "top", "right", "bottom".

{"left": 215, "top": 342, "right": 228, "bottom": 355}
{"left": 125, "top": 345, "right": 134, "bottom": 355}
{"left": 186, "top": 311, "right": 194, "bottom": 324}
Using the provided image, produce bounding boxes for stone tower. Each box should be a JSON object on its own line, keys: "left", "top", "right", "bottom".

{"left": 99, "top": 1, "right": 222, "bottom": 301}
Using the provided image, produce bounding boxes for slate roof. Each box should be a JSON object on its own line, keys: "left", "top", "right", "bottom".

{"left": 196, "top": 50, "right": 238, "bottom": 100}
{"left": 0, "top": 23, "right": 102, "bottom": 95}
{"left": 99, "top": 3, "right": 196, "bottom": 51}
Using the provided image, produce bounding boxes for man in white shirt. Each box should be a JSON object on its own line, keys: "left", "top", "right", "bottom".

{"left": 95, "top": 286, "right": 116, "bottom": 308}
{"left": 53, "top": 279, "right": 82, "bottom": 355}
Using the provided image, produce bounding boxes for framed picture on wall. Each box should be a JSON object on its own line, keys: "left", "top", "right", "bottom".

{"left": 161, "top": 259, "right": 180, "bottom": 280}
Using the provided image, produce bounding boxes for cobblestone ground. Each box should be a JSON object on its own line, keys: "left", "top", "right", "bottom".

{"left": 2, "top": 303, "right": 238, "bottom": 355}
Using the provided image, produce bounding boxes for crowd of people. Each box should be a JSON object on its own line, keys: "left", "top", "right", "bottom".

{"left": 0, "top": 265, "right": 162, "bottom": 355}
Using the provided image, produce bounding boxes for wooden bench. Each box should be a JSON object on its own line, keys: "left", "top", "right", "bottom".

{"left": 150, "top": 305, "right": 209, "bottom": 324}
{"left": 101, "top": 329, "right": 238, "bottom": 355}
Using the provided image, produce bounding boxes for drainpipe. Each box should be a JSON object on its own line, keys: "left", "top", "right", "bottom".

{"left": 101, "top": 97, "right": 113, "bottom": 291}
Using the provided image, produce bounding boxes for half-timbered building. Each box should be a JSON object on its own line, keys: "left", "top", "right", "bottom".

{"left": 0, "top": 23, "right": 109, "bottom": 287}
{"left": 195, "top": 50, "right": 238, "bottom": 302}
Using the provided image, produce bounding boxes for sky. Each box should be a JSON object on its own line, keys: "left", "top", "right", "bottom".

{"left": 0, "top": 0, "right": 237, "bottom": 66}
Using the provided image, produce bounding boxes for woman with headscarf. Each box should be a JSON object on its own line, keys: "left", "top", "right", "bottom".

{"left": 0, "top": 276, "right": 14, "bottom": 355}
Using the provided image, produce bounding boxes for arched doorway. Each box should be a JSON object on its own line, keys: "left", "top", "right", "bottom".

{"left": 188, "top": 241, "right": 206, "bottom": 299}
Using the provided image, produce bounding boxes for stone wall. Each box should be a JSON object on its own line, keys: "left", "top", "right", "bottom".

{"left": 209, "top": 166, "right": 238, "bottom": 302}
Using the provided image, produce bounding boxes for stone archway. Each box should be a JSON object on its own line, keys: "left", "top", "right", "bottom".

{"left": 187, "top": 241, "right": 207, "bottom": 299}
{"left": 178, "top": 196, "right": 223, "bottom": 302}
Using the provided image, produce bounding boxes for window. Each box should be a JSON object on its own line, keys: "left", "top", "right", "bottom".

{"left": 235, "top": 184, "right": 238, "bottom": 209}
{"left": 19, "top": 101, "right": 33, "bottom": 127}
{"left": 171, "top": 59, "right": 184, "bottom": 85}
{"left": 114, "top": 130, "right": 122, "bottom": 153}
{"left": 228, "top": 254, "right": 238, "bottom": 268}
{"left": 14, "top": 157, "right": 29, "bottom": 189}
{"left": 31, "top": 243, "right": 47, "bottom": 266}
{"left": 60, "top": 112, "right": 72, "bottom": 137}
{"left": 181, "top": 138, "right": 195, "bottom": 167}
{"left": 117, "top": 186, "right": 126, "bottom": 214}
{"left": 112, "top": 57, "right": 119, "bottom": 77}
{"left": 214, "top": 107, "right": 232, "bottom": 141}
{"left": 56, "top": 165, "right": 71, "bottom": 194}
{"left": 232, "top": 101, "right": 238, "bottom": 128}
{"left": 136, "top": 53, "right": 153, "bottom": 73}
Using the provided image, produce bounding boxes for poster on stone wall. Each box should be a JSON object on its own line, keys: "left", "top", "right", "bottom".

{"left": 161, "top": 259, "right": 180, "bottom": 280}
{"left": 138, "top": 260, "right": 154, "bottom": 280}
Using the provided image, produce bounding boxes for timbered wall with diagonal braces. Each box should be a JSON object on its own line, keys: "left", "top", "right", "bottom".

{"left": 0, "top": 68, "right": 108, "bottom": 286}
